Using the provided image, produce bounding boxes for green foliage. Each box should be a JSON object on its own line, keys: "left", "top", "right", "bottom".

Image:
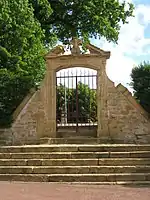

{"left": 0, "top": 0, "right": 47, "bottom": 80}
{"left": 0, "top": 0, "right": 48, "bottom": 127}
{"left": 28, "top": 0, "right": 55, "bottom": 45}
{"left": 0, "top": 46, "right": 35, "bottom": 127}
{"left": 56, "top": 82, "right": 97, "bottom": 123}
{"left": 130, "top": 62, "right": 150, "bottom": 113}
{"left": 0, "top": 69, "right": 34, "bottom": 127}
{"left": 30, "top": 0, "right": 134, "bottom": 43}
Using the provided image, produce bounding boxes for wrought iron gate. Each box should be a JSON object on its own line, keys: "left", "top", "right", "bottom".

{"left": 56, "top": 67, "right": 97, "bottom": 131}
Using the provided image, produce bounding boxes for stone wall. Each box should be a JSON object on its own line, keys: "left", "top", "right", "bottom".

{"left": 0, "top": 86, "right": 49, "bottom": 145}
{"left": 0, "top": 129, "right": 12, "bottom": 145}
{"left": 11, "top": 90, "right": 44, "bottom": 144}
{"left": 103, "top": 77, "right": 150, "bottom": 143}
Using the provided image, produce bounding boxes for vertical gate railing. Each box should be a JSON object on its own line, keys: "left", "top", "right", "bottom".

{"left": 56, "top": 67, "right": 97, "bottom": 131}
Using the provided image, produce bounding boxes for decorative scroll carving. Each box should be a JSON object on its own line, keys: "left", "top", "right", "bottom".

{"left": 49, "top": 45, "right": 65, "bottom": 55}
{"left": 86, "top": 43, "right": 110, "bottom": 58}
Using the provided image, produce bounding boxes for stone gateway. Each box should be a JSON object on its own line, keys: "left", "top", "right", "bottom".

{"left": 1, "top": 39, "right": 150, "bottom": 145}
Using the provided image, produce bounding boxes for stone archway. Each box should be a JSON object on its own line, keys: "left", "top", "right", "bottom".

{"left": 43, "top": 39, "right": 111, "bottom": 139}
{"left": 56, "top": 67, "right": 98, "bottom": 137}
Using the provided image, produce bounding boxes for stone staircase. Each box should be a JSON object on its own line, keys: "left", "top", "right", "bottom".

{"left": 0, "top": 144, "right": 150, "bottom": 184}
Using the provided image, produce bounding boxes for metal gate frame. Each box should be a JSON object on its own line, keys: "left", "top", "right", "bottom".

{"left": 56, "top": 68, "right": 97, "bottom": 132}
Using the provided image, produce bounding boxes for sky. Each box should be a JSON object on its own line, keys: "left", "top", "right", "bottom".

{"left": 91, "top": 0, "right": 150, "bottom": 92}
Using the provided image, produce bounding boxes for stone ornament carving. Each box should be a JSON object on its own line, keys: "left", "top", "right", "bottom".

{"left": 47, "top": 37, "right": 110, "bottom": 58}
{"left": 48, "top": 45, "right": 65, "bottom": 56}
{"left": 86, "top": 43, "right": 110, "bottom": 58}
{"left": 70, "top": 38, "right": 82, "bottom": 55}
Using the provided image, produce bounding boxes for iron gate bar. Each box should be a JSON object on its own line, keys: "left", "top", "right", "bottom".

{"left": 76, "top": 74, "right": 78, "bottom": 132}
{"left": 88, "top": 69, "right": 90, "bottom": 126}
{"left": 83, "top": 69, "right": 86, "bottom": 124}
{"left": 67, "top": 70, "right": 70, "bottom": 124}
{"left": 71, "top": 74, "right": 74, "bottom": 126}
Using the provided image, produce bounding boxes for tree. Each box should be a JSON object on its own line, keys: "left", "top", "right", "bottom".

{"left": 30, "top": 0, "right": 134, "bottom": 43}
{"left": 56, "top": 83, "right": 66, "bottom": 122}
{"left": 0, "top": 0, "right": 47, "bottom": 82}
{"left": 0, "top": 46, "right": 35, "bottom": 126}
{"left": 0, "top": 0, "right": 50, "bottom": 126}
{"left": 130, "top": 62, "right": 150, "bottom": 114}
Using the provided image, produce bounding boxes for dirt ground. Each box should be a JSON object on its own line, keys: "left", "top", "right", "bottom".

{"left": 0, "top": 182, "right": 150, "bottom": 200}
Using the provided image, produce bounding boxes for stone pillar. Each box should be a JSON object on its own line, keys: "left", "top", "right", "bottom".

{"left": 42, "top": 61, "right": 56, "bottom": 137}
{"left": 97, "top": 60, "right": 110, "bottom": 141}
{"left": 97, "top": 69, "right": 101, "bottom": 137}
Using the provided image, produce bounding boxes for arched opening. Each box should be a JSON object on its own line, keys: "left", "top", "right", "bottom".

{"left": 56, "top": 67, "right": 97, "bottom": 137}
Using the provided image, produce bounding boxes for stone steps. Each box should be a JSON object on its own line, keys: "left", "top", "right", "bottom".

{"left": 40, "top": 137, "right": 98, "bottom": 144}
{"left": 0, "top": 144, "right": 150, "bottom": 153}
{"left": 0, "top": 173, "right": 150, "bottom": 182}
{"left": 0, "top": 144, "right": 150, "bottom": 184}
{"left": 0, "top": 165, "right": 150, "bottom": 174}
{"left": 0, "top": 158, "right": 150, "bottom": 166}
{"left": 63, "top": 181, "right": 150, "bottom": 185}
{"left": 0, "top": 151, "right": 149, "bottom": 159}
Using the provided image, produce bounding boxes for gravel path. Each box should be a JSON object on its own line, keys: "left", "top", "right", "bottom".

{"left": 0, "top": 182, "right": 150, "bottom": 200}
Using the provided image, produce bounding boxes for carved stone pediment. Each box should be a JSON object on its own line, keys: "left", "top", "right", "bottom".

{"left": 46, "top": 38, "right": 110, "bottom": 59}
{"left": 86, "top": 43, "right": 110, "bottom": 58}
{"left": 46, "top": 45, "right": 65, "bottom": 56}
